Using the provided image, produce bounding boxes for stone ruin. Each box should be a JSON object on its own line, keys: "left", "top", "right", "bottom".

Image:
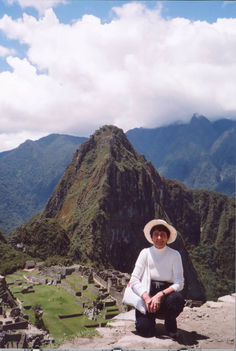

{"left": 24, "top": 260, "right": 36, "bottom": 270}
{"left": 0, "top": 275, "right": 17, "bottom": 309}
{"left": 93, "top": 269, "right": 130, "bottom": 310}
{"left": 36, "top": 264, "right": 131, "bottom": 314}
{"left": 0, "top": 264, "right": 132, "bottom": 348}
{"left": 0, "top": 275, "right": 52, "bottom": 349}
{"left": 24, "top": 262, "right": 129, "bottom": 290}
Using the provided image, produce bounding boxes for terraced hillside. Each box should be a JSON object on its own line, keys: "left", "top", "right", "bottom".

{"left": 5, "top": 268, "right": 121, "bottom": 346}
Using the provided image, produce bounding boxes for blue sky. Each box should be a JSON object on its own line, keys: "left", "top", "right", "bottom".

{"left": 56, "top": 1, "right": 236, "bottom": 24}
{"left": 0, "top": 0, "right": 235, "bottom": 151}
{"left": 1, "top": 1, "right": 236, "bottom": 23}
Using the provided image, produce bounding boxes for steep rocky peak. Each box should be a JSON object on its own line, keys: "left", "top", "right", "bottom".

{"left": 91, "top": 125, "right": 137, "bottom": 154}
{"left": 43, "top": 125, "right": 149, "bottom": 220}
{"left": 93, "top": 125, "right": 123, "bottom": 138}
{"left": 74, "top": 125, "right": 140, "bottom": 171}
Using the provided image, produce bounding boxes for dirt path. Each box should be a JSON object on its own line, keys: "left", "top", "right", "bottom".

{"left": 59, "top": 295, "right": 235, "bottom": 350}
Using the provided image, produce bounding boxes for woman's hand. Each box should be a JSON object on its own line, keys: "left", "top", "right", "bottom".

{"left": 142, "top": 291, "right": 164, "bottom": 313}
{"left": 142, "top": 292, "right": 152, "bottom": 312}
{"left": 149, "top": 292, "right": 164, "bottom": 313}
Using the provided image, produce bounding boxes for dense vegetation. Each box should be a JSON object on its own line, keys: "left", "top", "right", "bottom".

{"left": 0, "top": 229, "right": 31, "bottom": 275}
{"left": 163, "top": 180, "right": 235, "bottom": 300}
{"left": 11, "top": 216, "right": 70, "bottom": 259}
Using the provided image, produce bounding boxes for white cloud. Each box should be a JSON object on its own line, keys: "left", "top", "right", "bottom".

{"left": 0, "top": 131, "right": 46, "bottom": 152}
{"left": 7, "top": 0, "right": 66, "bottom": 15}
{"left": 0, "top": 2, "right": 235, "bottom": 151}
{"left": 0, "top": 45, "right": 15, "bottom": 56}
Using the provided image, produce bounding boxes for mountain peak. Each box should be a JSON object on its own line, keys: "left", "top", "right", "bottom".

{"left": 74, "top": 125, "right": 139, "bottom": 173}
{"left": 39, "top": 125, "right": 165, "bottom": 270}
{"left": 91, "top": 125, "right": 135, "bottom": 151}
{"left": 18, "top": 139, "right": 37, "bottom": 149}
{"left": 94, "top": 125, "right": 123, "bottom": 137}
{"left": 190, "top": 114, "right": 210, "bottom": 125}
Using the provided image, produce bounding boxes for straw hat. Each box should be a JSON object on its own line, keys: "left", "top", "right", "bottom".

{"left": 143, "top": 219, "right": 177, "bottom": 244}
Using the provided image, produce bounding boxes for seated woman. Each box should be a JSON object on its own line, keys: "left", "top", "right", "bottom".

{"left": 130, "top": 219, "right": 185, "bottom": 338}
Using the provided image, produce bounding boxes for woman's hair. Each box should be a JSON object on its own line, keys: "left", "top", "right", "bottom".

{"left": 150, "top": 224, "right": 170, "bottom": 238}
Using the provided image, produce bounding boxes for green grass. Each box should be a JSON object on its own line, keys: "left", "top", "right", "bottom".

{"left": 10, "top": 283, "right": 100, "bottom": 344}
{"left": 82, "top": 284, "right": 98, "bottom": 301}
{"left": 6, "top": 271, "right": 119, "bottom": 346}
{"left": 64, "top": 275, "right": 98, "bottom": 301}
{"left": 6, "top": 270, "right": 27, "bottom": 284}
{"left": 105, "top": 306, "right": 119, "bottom": 312}
{"left": 64, "top": 279, "right": 78, "bottom": 291}
{"left": 64, "top": 275, "right": 85, "bottom": 290}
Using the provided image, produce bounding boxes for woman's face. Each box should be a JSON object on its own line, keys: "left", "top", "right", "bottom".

{"left": 151, "top": 229, "right": 168, "bottom": 249}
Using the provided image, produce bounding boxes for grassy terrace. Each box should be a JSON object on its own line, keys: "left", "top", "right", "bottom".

{"left": 5, "top": 270, "right": 26, "bottom": 284}
{"left": 6, "top": 270, "right": 120, "bottom": 346}
{"left": 65, "top": 274, "right": 99, "bottom": 300}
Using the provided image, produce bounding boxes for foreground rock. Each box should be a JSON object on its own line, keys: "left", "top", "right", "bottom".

{"left": 59, "top": 294, "right": 235, "bottom": 349}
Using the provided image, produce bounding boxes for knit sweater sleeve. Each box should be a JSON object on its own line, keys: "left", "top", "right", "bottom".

{"left": 171, "top": 250, "right": 184, "bottom": 292}
{"left": 129, "top": 248, "right": 148, "bottom": 297}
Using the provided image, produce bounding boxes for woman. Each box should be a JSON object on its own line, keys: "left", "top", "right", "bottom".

{"left": 130, "top": 219, "right": 185, "bottom": 338}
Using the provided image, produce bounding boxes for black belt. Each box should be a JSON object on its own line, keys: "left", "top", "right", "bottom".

{"left": 151, "top": 280, "right": 171, "bottom": 290}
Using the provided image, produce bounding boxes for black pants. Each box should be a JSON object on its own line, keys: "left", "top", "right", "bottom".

{"left": 135, "top": 282, "right": 185, "bottom": 337}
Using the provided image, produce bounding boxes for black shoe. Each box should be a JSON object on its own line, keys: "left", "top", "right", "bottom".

{"left": 168, "top": 331, "right": 185, "bottom": 345}
{"left": 168, "top": 331, "right": 179, "bottom": 339}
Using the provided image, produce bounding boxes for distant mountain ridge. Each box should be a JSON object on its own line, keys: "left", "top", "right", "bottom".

{"left": 0, "top": 115, "right": 235, "bottom": 234}
{"left": 0, "top": 134, "right": 86, "bottom": 233}
{"left": 9, "top": 126, "right": 235, "bottom": 300}
{"left": 126, "top": 115, "right": 236, "bottom": 196}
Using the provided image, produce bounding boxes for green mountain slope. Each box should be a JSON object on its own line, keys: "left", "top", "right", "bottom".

{"left": 126, "top": 115, "right": 236, "bottom": 196}
{"left": 0, "top": 229, "right": 31, "bottom": 275}
{"left": 0, "top": 134, "right": 86, "bottom": 233}
{"left": 10, "top": 126, "right": 235, "bottom": 300}
{"left": 163, "top": 179, "right": 235, "bottom": 299}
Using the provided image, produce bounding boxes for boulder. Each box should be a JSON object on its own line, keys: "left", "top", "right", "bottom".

{"left": 218, "top": 295, "right": 235, "bottom": 304}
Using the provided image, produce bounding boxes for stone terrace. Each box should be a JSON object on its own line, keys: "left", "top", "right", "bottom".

{"left": 0, "top": 264, "right": 131, "bottom": 348}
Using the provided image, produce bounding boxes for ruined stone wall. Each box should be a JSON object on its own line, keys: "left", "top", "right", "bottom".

{"left": 2, "top": 319, "right": 28, "bottom": 331}
{"left": 93, "top": 273, "right": 108, "bottom": 290}
{"left": 0, "top": 275, "right": 17, "bottom": 308}
{"left": 1, "top": 332, "right": 27, "bottom": 349}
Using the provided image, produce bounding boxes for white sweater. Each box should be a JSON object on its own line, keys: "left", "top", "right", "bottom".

{"left": 130, "top": 245, "right": 184, "bottom": 297}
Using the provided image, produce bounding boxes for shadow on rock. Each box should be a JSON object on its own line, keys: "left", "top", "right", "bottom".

{"left": 131, "top": 322, "right": 209, "bottom": 346}
{"left": 155, "top": 323, "right": 209, "bottom": 346}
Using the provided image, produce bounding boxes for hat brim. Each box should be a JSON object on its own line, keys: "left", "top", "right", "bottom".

{"left": 143, "top": 219, "right": 177, "bottom": 244}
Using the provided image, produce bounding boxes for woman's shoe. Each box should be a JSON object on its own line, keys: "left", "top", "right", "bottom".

{"left": 168, "top": 331, "right": 179, "bottom": 339}
{"left": 168, "top": 331, "right": 185, "bottom": 345}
